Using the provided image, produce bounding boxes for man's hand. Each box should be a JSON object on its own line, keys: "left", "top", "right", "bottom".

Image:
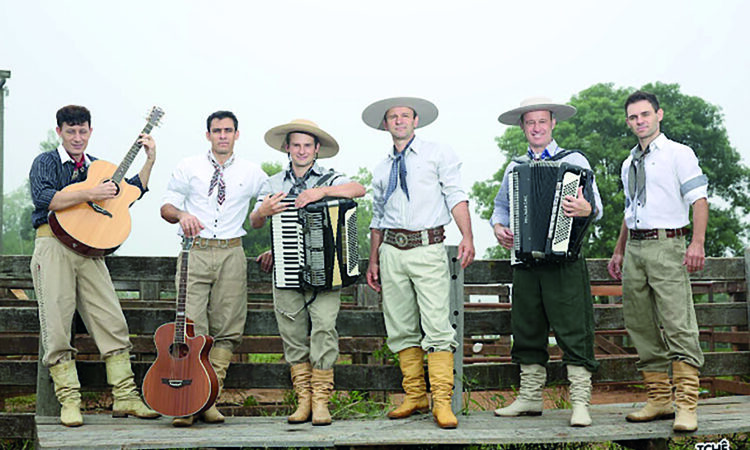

{"left": 607, "top": 252, "right": 624, "bottom": 280}
{"left": 87, "top": 180, "right": 118, "bottom": 201}
{"left": 138, "top": 133, "right": 156, "bottom": 162}
{"left": 259, "top": 192, "right": 289, "bottom": 217}
{"left": 493, "top": 223, "right": 514, "bottom": 250}
{"left": 178, "top": 212, "right": 205, "bottom": 237}
{"left": 562, "top": 186, "right": 592, "bottom": 217}
{"left": 295, "top": 187, "right": 325, "bottom": 208}
{"left": 256, "top": 250, "right": 273, "bottom": 273}
{"left": 366, "top": 260, "right": 381, "bottom": 293}
{"left": 457, "top": 236, "right": 475, "bottom": 269}
{"left": 684, "top": 241, "right": 705, "bottom": 273}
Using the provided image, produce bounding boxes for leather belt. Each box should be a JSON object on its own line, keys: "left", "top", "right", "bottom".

{"left": 193, "top": 237, "right": 243, "bottom": 249}
{"left": 629, "top": 227, "right": 690, "bottom": 240}
{"left": 36, "top": 224, "right": 54, "bottom": 238}
{"left": 383, "top": 226, "right": 445, "bottom": 250}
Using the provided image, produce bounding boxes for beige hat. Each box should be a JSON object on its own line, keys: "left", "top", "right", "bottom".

{"left": 264, "top": 119, "right": 339, "bottom": 158}
{"left": 498, "top": 97, "right": 577, "bottom": 125}
{"left": 362, "top": 97, "right": 438, "bottom": 130}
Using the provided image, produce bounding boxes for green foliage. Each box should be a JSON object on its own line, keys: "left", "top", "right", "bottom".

{"left": 242, "top": 161, "right": 283, "bottom": 257}
{"left": 329, "top": 390, "right": 387, "bottom": 419}
{"left": 351, "top": 167, "right": 373, "bottom": 259}
{"left": 1, "top": 182, "right": 34, "bottom": 255}
{"left": 471, "top": 82, "right": 750, "bottom": 258}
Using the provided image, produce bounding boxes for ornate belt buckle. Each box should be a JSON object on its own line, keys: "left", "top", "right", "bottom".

{"left": 394, "top": 232, "right": 409, "bottom": 248}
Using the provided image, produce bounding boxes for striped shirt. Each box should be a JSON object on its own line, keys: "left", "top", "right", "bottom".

{"left": 29, "top": 147, "right": 146, "bottom": 228}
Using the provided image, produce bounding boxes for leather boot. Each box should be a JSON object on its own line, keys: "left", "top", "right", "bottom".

{"left": 49, "top": 360, "right": 84, "bottom": 427}
{"left": 288, "top": 362, "right": 313, "bottom": 423}
{"left": 388, "top": 347, "right": 429, "bottom": 419}
{"left": 311, "top": 368, "right": 334, "bottom": 426}
{"left": 201, "top": 347, "right": 233, "bottom": 423}
{"left": 427, "top": 351, "right": 458, "bottom": 429}
{"left": 626, "top": 371, "right": 674, "bottom": 422}
{"left": 171, "top": 415, "right": 196, "bottom": 427}
{"left": 105, "top": 352, "right": 160, "bottom": 419}
{"left": 567, "top": 365, "right": 592, "bottom": 427}
{"left": 494, "top": 364, "right": 546, "bottom": 417}
{"left": 672, "top": 361, "right": 700, "bottom": 432}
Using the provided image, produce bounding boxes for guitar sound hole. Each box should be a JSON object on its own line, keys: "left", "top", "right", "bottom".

{"left": 169, "top": 343, "right": 190, "bottom": 359}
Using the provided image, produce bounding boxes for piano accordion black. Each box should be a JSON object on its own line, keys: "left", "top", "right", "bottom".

{"left": 508, "top": 161, "right": 594, "bottom": 264}
{"left": 270, "top": 197, "right": 360, "bottom": 290}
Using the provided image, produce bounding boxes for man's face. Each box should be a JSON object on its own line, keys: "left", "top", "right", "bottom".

{"left": 626, "top": 99, "right": 663, "bottom": 143}
{"left": 56, "top": 122, "right": 92, "bottom": 160}
{"left": 521, "top": 110, "right": 555, "bottom": 151}
{"left": 383, "top": 106, "right": 419, "bottom": 140}
{"left": 206, "top": 117, "right": 239, "bottom": 156}
{"left": 286, "top": 132, "right": 319, "bottom": 170}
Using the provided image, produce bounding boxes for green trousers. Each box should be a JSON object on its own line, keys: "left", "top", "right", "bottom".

{"left": 511, "top": 257, "right": 599, "bottom": 373}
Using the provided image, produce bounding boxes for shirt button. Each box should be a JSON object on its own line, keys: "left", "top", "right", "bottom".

{"left": 636, "top": 220, "right": 640, "bottom": 223}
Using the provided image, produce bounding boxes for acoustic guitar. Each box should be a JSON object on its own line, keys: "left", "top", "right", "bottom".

{"left": 143, "top": 237, "right": 219, "bottom": 417}
{"left": 48, "top": 107, "right": 164, "bottom": 256}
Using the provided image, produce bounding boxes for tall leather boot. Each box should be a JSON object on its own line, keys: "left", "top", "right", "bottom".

{"left": 427, "top": 351, "right": 458, "bottom": 429}
{"left": 494, "top": 364, "right": 546, "bottom": 417}
{"left": 48, "top": 360, "right": 84, "bottom": 427}
{"left": 105, "top": 352, "right": 160, "bottom": 419}
{"left": 311, "top": 368, "right": 334, "bottom": 426}
{"left": 567, "top": 365, "right": 592, "bottom": 427}
{"left": 626, "top": 371, "right": 674, "bottom": 422}
{"left": 288, "top": 362, "right": 312, "bottom": 423}
{"left": 200, "top": 346, "right": 233, "bottom": 423}
{"left": 388, "top": 347, "right": 429, "bottom": 419}
{"left": 672, "top": 361, "right": 700, "bottom": 432}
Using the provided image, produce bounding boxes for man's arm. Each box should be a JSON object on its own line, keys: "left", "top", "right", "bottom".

{"left": 160, "top": 203, "right": 204, "bottom": 237}
{"left": 607, "top": 219, "right": 629, "bottom": 280}
{"left": 366, "top": 229, "right": 384, "bottom": 292}
{"left": 684, "top": 198, "right": 708, "bottom": 272}
{"left": 48, "top": 182, "right": 119, "bottom": 211}
{"left": 294, "top": 182, "right": 366, "bottom": 208}
{"left": 249, "top": 192, "right": 289, "bottom": 229}
{"left": 136, "top": 134, "right": 157, "bottom": 189}
{"left": 451, "top": 201, "right": 475, "bottom": 268}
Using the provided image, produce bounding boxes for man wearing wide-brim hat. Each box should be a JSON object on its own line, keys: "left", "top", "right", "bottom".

{"left": 363, "top": 96, "right": 475, "bottom": 429}
{"left": 249, "top": 119, "right": 365, "bottom": 426}
{"left": 490, "top": 97, "right": 603, "bottom": 427}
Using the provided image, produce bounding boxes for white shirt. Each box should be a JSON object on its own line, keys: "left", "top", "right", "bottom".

{"left": 162, "top": 152, "right": 268, "bottom": 239}
{"left": 621, "top": 133, "right": 708, "bottom": 230}
{"left": 369, "top": 135, "right": 467, "bottom": 230}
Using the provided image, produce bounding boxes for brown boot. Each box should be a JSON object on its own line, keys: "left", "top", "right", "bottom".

{"left": 200, "top": 347, "right": 232, "bottom": 423}
{"left": 626, "top": 371, "right": 674, "bottom": 422}
{"left": 427, "top": 351, "right": 458, "bottom": 429}
{"left": 388, "top": 347, "right": 429, "bottom": 419}
{"left": 311, "top": 368, "right": 334, "bottom": 426}
{"left": 288, "top": 362, "right": 312, "bottom": 423}
{"left": 49, "top": 360, "right": 84, "bottom": 427}
{"left": 672, "top": 361, "right": 700, "bottom": 432}
{"left": 171, "top": 415, "right": 196, "bottom": 427}
{"left": 104, "top": 352, "right": 160, "bottom": 419}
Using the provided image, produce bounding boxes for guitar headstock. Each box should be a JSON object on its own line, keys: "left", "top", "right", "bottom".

{"left": 181, "top": 236, "right": 194, "bottom": 251}
{"left": 147, "top": 106, "right": 165, "bottom": 128}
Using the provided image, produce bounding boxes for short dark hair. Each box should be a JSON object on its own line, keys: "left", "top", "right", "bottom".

{"left": 206, "top": 110, "right": 238, "bottom": 132}
{"left": 625, "top": 91, "right": 660, "bottom": 113}
{"left": 284, "top": 131, "right": 320, "bottom": 147}
{"left": 56, "top": 105, "right": 91, "bottom": 128}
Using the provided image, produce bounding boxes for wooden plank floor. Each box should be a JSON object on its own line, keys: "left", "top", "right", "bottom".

{"left": 36, "top": 396, "right": 750, "bottom": 449}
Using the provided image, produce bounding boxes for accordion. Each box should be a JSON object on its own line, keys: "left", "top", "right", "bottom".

{"left": 508, "top": 161, "right": 594, "bottom": 264}
{"left": 270, "top": 197, "right": 360, "bottom": 291}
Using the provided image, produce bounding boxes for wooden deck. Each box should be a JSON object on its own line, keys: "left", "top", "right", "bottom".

{"left": 34, "top": 395, "right": 750, "bottom": 449}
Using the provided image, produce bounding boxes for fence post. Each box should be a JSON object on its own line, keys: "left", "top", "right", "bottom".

{"left": 446, "top": 246, "right": 464, "bottom": 414}
{"left": 35, "top": 341, "right": 59, "bottom": 417}
{"left": 745, "top": 247, "right": 750, "bottom": 341}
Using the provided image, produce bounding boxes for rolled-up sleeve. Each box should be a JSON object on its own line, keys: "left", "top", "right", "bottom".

{"left": 162, "top": 162, "right": 190, "bottom": 208}
{"left": 490, "top": 166, "right": 513, "bottom": 227}
{"left": 369, "top": 163, "right": 386, "bottom": 230}
{"left": 677, "top": 149, "right": 708, "bottom": 205}
{"left": 252, "top": 178, "right": 274, "bottom": 212}
{"left": 437, "top": 145, "right": 468, "bottom": 211}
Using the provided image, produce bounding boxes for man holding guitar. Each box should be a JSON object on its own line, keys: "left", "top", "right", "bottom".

{"left": 29, "top": 105, "right": 159, "bottom": 427}
{"left": 161, "top": 110, "right": 268, "bottom": 427}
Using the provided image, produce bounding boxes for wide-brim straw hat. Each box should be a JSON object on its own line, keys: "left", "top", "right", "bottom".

{"left": 362, "top": 97, "right": 438, "bottom": 130}
{"left": 264, "top": 119, "right": 339, "bottom": 158}
{"left": 498, "top": 97, "right": 577, "bottom": 125}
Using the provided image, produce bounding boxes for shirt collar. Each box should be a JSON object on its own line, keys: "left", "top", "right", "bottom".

{"left": 388, "top": 135, "right": 420, "bottom": 160}
{"left": 630, "top": 133, "right": 666, "bottom": 156}
{"left": 284, "top": 161, "right": 324, "bottom": 181}
{"left": 208, "top": 150, "right": 235, "bottom": 167}
{"left": 56, "top": 146, "right": 91, "bottom": 166}
{"left": 527, "top": 139, "right": 560, "bottom": 160}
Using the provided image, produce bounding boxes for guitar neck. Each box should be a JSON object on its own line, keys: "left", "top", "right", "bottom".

{"left": 111, "top": 121, "right": 156, "bottom": 184}
{"left": 173, "top": 246, "right": 189, "bottom": 344}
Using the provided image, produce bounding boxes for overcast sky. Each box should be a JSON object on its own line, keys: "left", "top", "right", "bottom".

{"left": 2, "top": 0, "right": 749, "bottom": 257}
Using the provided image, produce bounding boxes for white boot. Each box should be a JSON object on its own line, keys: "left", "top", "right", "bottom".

{"left": 494, "top": 364, "right": 545, "bottom": 417}
{"left": 567, "top": 365, "right": 592, "bottom": 427}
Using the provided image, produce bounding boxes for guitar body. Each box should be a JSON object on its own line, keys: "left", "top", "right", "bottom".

{"left": 143, "top": 320, "right": 219, "bottom": 417}
{"left": 50, "top": 159, "right": 142, "bottom": 256}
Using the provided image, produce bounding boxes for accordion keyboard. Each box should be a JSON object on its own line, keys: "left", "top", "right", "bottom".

{"left": 550, "top": 171, "right": 581, "bottom": 253}
{"left": 271, "top": 198, "right": 304, "bottom": 289}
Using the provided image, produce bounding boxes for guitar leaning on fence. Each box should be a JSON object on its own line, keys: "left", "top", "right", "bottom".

{"left": 142, "top": 237, "right": 219, "bottom": 418}
{"left": 48, "top": 106, "right": 164, "bottom": 256}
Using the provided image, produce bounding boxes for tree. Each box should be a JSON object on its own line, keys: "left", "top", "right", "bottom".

{"left": 471, "top": 82, "right": 750, "bottom": 258}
